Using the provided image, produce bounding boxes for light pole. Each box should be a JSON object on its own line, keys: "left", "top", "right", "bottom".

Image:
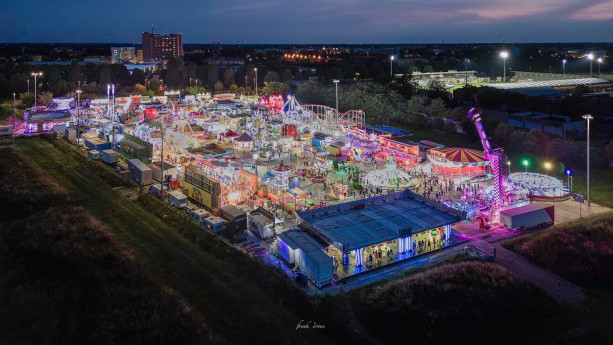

{"left": 390, "top": 55, "right": 395, "bottom": 77}
{"left": 597, "top": 58, "right": 602, "bottom": 75}
{"left": 107, "top": 84, "right": 111, "bottom": 117}
{"left": 31, "top": 72, "right": 42, "bottom": 109}
{"left": 544, "top": 162, "right": 551, "bottom": 176}
{"left": 13, "top": 92, "right": 16, "bottom": 132}
{"left": 522, "top": 159, "right": 528, "bottom": 173}
{"left": 27, "top": 79, "right": 30, "bottom": 93}
{"left": 583, "top": 114, "right": 593, "bottom": 207}
{"left": 254, "top": 68, "right": 258, "bottom": 95}
{"left": 465, "top": 59, "right": 469, "bottom": 84}
{"left": 565, "top": 169, "right": 572, "bottom": 192}
{"left": 507, "top": 160, "right": 511, "bottom": 175}
{"left": 587, "top": 54, "right": 594, "bottom": 77}
{"left": 500, "top": 52, "right": 508, "bottom": 83}
{"left": 562, "top": 59, "right": 566, "bottom": 75}
{"left": 333, "top": 79, "right": 340, "bottom": 114}
{"left": 76, "top": 89, "right": 82, "bottom": 145}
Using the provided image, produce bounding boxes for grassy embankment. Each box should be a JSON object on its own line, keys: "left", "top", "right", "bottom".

{"left": 503, "top": 212, "right": 613, "bottom": 344}
{"left": 12, "top": 137, "right": 330, "bottom": 345}
{"left": 0, "top": 145, "right": 217, "bottom": 344}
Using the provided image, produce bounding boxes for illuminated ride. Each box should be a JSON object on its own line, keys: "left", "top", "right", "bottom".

{"left": 506, "top": 172, "right": 570, "bottom": 201}
{"left": 300, "top": 105, "right": 365, "bottom": 132}
{"left": 427, "top": 147, "right": 490, "bottom": 176}
{"left": 466, "top": 107, "right": 505, "bottom": 208}
{"left": 363, "top": 156, "right": 419, "bottom": 190}
{"left": 259, "top": 94, "right": 285, "bottom": 114}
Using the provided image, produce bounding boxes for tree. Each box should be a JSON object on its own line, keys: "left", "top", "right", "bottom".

{"left": 571, "top": 84, "right": 589, "bottom": 98}
{"left": 493, "top": 123, "right": 515, "bottom": 147}
{"left": 426, "top": 98, "right": 449, "bottom": 118}
{"left": 408, "top": 66, "right": 419, "bottom": 74}
{"left": 207, "top": 64, "right": 219, "bottom": 89}
{"left": 281, "top": 69, "right": 294, "bottom": 82}
{"left": 68, "top": 61, "right": 82, "bottom": 84}
{"left": 165, "top": 59, "right": 181, "bottom": 89}
{"left": 99, "top": 66, "right": 111, "bottom": 90}
{"left": 38, "top": 91, "right": 54, "bottom": 107}
{"left": 392, "top": 72, "right": 416, "bottom": 97}
{"left": 223, "top": 67, "right": 235, "bottom": 88}
{"left": 148, "top": 80, "right": 162, "bottom": 93}
{"left": 327, "top": 67, "right": 342, "bottom": 81}
{"left": 19, "top": 92, "right": 35, "bottom": 108}
{"left": 426, "top": 80, "right": 449, "bottom": 101}
{"left": 264, "top": 71, "right": 279, "bottom": 83}
{"left": 443, "top": 120, "right": 457, "bottom": 133}
{"left": 424, "top": 65, "right": 434, "bottom": 73}
{"left": 214, "top": 81, "right": 224, "bottom": 92}
{"left": 430, "top": 117, "right": 445, "bottom": 130}
{"left": 407, "top": 95, "right": 427, "bottom": 115}
{"left": 261, "top": 81, "right": 290, "bottom": 95}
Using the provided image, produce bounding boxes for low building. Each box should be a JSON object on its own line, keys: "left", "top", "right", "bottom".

{"left": 296, "top": 189, "right": 465, "bottom": 287}
{"left": 507, "top": 111, "right": 586, "bottom": 138}
{"left": 248, "top": 207, "right": 275, "bottom": 239}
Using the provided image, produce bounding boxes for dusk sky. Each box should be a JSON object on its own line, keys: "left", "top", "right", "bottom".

{"left": 1, "top": 0, "right": 612, "bottom": 43}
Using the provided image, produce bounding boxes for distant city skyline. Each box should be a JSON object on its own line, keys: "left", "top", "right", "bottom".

{"left": 1, "top": 0, "right": 612, "bottom": 43}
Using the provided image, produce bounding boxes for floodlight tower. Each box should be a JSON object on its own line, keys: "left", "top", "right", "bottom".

{"left": 467, "top": 107, "right": 504, "bottom": 207}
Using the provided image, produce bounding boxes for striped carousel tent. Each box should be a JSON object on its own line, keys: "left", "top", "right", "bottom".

{"left": 427, "top": 147, "right": 489, "bottom": 175}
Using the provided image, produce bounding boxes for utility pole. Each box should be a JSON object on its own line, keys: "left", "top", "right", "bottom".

{"left": 160, "top": 116, "right": 165, "bottom": 201}
{"left": 76, "top": 84, "right": 82, "bottom": 146}
{"left": 13, "top": 92, "right": 16, "bottom": 133}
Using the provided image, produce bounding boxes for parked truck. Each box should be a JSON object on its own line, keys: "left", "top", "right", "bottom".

{"left": 500, "top": 204, "right": 554, "bottom": 230}
{"left": 87, "top": 150, "right": 101, "bottom": 160}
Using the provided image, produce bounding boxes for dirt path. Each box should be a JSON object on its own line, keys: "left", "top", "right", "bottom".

{"left": 479, "top": 240, "right": 585, "bottom": 305}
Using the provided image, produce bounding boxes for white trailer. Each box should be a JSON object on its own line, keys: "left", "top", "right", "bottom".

{"left": 168, "top": 191, "right": 188, "bottom": 209}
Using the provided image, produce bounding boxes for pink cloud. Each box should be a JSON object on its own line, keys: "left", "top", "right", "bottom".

{"left": 570, "top": 0, "right": 613, "bottom": 20}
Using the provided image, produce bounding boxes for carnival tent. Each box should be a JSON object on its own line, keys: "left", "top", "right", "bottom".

{"left": 427, "top": 147, "right": 489, "bottom": 176}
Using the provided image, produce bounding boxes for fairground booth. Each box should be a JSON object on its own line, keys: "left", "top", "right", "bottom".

{"left": 427, "top": 147, "right": 490, "bottom": 176}
{"left": 288, "top": 190, "right": 466, "bottom": 287}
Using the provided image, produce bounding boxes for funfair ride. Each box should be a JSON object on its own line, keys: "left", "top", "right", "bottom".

{"left": 466, "top": 107, "right": 505, "bottom": 211}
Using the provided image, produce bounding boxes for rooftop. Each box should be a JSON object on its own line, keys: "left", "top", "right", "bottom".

{"left": 297, "top": 190, "right": 464, "bottom": 252}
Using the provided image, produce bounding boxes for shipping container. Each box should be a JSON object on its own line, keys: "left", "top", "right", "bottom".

{"left": 100, "top": 149, "right": 119, "bottom": 164}
{"left": 500, "top": 204, "right": 555, "bottom": 230}
{"left": 127, "top": 158, "right": 152, "bottom": 185}
{"left": 150, "top": 161, "right": 177, "bottom": 182}
{"left": 88, "top": 150, "right": 101, "bottom": 160}
{"left": 85, "top": 138, "right": 112, "bottom": 151}
{"left": 202, "top": 215, "right": 225, "bottom": 233}
{"left": 64, "top": 128, "right": 77, "bottom": 141}
{"left": 148, "top": 184, "right": 165, "bottom": 198}
{"left": 0, "top": 125, "right": 13, "bottom": 137}
{"left": 168, "top": 191, "right": 188, "bottom": 209}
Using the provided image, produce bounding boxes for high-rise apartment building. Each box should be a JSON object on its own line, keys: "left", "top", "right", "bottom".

{"left": 141, "top": 32, "right": 183, "bottom": 61}
{"left": 111, "top": 47, "right": 136, "bottom": 64}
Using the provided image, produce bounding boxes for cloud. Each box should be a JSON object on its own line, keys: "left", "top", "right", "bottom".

{"left": 570, "top": 0, "right": 613, "bottom": 20}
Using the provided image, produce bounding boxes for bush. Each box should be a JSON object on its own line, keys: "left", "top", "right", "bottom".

{"left": 348, "top": 261, "right": 559, "bottom": 344}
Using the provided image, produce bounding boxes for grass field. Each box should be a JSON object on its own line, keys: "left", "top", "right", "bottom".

{"left": 0, "top": 146, "right": 217, "bottom": 344}
{"left": 13, "top": 138, "right": 330, "bottom": 345}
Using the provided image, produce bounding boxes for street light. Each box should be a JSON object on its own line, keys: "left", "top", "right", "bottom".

{"left": 587, "top": 54, "right": 594, "bottom": 77}
{"left": 465, "top": 59, "right": 470, "bottom": 84}
{"left": 333, "top": 79, "right": 340, "bottom": 114}
{"left": 13, "top": 92, "right": 16, "bottom": 133}
{"left": 76, "top": 89, "right": 82, "bottom": 145}
{"left": 565, "top": 169, "right": 572, "bottom": 193}
{"left": 500, "top": 51, "right": 508, "bottom": 83}
{"left": 507, "top": 160, "right": 511, "bottom": 175}
{"left": 562, "top": 59, "right": 567, "bottom": 75}
{"left": 583, "top": 114, "right": 593, "bottom": 206}
{"left": 597, "top": 57, "right": 602, "bottom": 75}
{"left": 254, "top": 68, "right": 258, "bottom": 95}
{"left": 31, "top": 72, "right": 42, "bottom": 109}
{"left": 544, "top": 162, "right": 551, "bottom": 175}
{"left": 390, "top": 55, "right": 395, "bottom": 77}
{"left": 522, "top": 159, "right": 529, "bottom": 172}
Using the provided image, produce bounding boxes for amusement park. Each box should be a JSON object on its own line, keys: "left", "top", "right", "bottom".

{"left": 12, "top": 88, "right": 583, "bottom": 289}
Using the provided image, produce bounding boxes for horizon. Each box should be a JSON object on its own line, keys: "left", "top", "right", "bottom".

{"left": 2, "top": 0, "right": 612, "bottom": 44}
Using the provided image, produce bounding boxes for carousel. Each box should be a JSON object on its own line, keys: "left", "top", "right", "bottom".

{"left": 505, "top": 172, "right": 570, "bottom": 201}
{"left": 269, "top": 161, "right": 293, "bottom": 189}
{"left": 427, "top": 147, "right": 490, "bottom": 177}
{"left": 363, "top": 156, "right": 418, "bottom": 189}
